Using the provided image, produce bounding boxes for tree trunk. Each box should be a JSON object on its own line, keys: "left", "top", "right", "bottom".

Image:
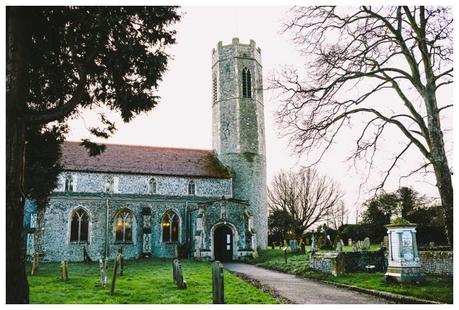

{"left": 424, "top": 86, "right": 453, "bottom": 248}
{"left": 6, "top": 7, "right": 30, "bottom": 303}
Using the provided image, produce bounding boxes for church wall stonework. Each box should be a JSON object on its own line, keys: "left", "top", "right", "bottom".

{"left": 56, "top": 172, "right": 232, "bottom": 198}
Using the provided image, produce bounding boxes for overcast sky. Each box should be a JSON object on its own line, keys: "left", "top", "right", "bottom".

{"left": 66, "top": 6, "right": 453, "bottom": 223}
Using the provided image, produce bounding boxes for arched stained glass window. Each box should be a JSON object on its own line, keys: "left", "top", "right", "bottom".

{"left": 162, "top": 210, "right": 179, "bottom": 242}
{"left": 115, "top": 209, "right": 133, "bottom": 242}
{"left": 242, "top": 67, "right": 252, "bottom": 98}
{"left": 70, "top": 208, "right": 89, "bottom": 242}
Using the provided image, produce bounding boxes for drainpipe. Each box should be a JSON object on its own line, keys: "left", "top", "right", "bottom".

{"left": 105, "top": 199, "right": 109, "bottom": 259}
{"left": 185, "top": 201, "right": 188, "bottom": 257}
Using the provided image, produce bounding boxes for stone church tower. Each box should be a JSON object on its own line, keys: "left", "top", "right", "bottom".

{"left": 212, "top": 38, "right": 268, "bottom": 249}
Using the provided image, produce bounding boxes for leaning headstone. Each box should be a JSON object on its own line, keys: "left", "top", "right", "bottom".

{"left": 362, "top": 237, "right": 371, "bottom": 251}
{"left": 99, "top": 258, "right": 107, "bottom": 288}
{"left": 212, "top": 261, "right": 224, "bottom": 304}
{"left": 172, "top": 259, "right": 187, "bottom": 289}
{"left": 83, "top": 244, "right": 92, "bottom": 263}
{"left": 110, "top": 254, "right": 120, "bottom": 296}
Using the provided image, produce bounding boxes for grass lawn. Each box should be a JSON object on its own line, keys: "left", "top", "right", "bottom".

{"left": 251, "top": 249, "right": 453, "bottom": 304}
{"left": 27, "top": 258, "right": 279, "bottom": 304}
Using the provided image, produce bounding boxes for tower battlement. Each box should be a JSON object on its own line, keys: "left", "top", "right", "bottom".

{"left": 212, "top": 38, "right": 262, "bottom": 67}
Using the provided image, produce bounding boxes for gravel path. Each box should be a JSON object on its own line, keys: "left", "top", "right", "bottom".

{"left": 224, "top": 262, "right": 393, "bottom": 304}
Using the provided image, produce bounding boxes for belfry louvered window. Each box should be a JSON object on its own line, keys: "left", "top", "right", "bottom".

{"left": 242, "top": 67, "right": 252, "bottom": 98}
{"left": 213, "top": 75, "right": 217, "bottom": 104}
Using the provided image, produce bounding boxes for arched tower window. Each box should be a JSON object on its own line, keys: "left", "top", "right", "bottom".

{"left": 162, "top": 210, "right": 179, "bottom": 242}
{"left": 188, "top": 180, "right": 196, "bottom": 195}
{"left": 70, "top": 208, "right": 89, "bottom": 242}
{"left": 115, "top": 209, "right": 133, "bottom": 242}
{"left": 242, "top": 67, "right": 252, "bottom": 98}
{"left": 213, "top": 75, "right": 218, "bottom": 105}
{"left": 65, "top": 175, "right": 73, "bottom": 192}
{"left": 149, "top": 177, "right": 157, "bottom": 194}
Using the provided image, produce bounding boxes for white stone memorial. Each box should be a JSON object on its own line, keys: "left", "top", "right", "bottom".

{"left": 385, "top": 219, "right": 425, "bottom": 283}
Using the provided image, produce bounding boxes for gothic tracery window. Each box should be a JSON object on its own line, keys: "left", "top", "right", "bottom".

{"left": 115, "top": 209, "right": 133, "bottom": 242}
{"left": 70, "top": 208, "right": 89, "bottom": 242}
{"left": 242, "top": 67, "right": 252, "bottom": 98}
{"left": 162, "top": 210, "right": 179, "bottom": 242}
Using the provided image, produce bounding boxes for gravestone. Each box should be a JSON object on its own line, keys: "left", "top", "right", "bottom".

{"left": 362, "top": 237, "right": 371, "bottom": 251}
{"left": 110, "top": 254, "right": 120, "bottom": 296}
{"left": 172, "top": 259, "right": 187, "bottom": 289}
{"left": 429, "top": 241, "right": 435, "bottom": 248}
{"left": 99, "top": 258, "right": 107, "bottom": 288}
{"left": 289, "top": 239, "right": 298, "bottom": 252}
{"left": 117, "top": 249, "right": 124, "bottom": 276}
{"left": 335, "top": 239, "right": 344, "bottom": 252}
{"left": 348, "top": 238, "right": 353, "bottom": 246}
{"left": 212, "top": 261, "right": 224, "bottom": 304}
{"left": 351, "top": 242, "right": 358, "bottom": 252}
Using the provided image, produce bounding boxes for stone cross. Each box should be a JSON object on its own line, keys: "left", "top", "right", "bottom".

{"left": 212, "top": 261, "right": 224, "bottom": 304}
{"left": 310, "top": 235, "right": 317, "bottom": 252}
{"left": 172, "top": 259, "right": 187, "bottom": 289}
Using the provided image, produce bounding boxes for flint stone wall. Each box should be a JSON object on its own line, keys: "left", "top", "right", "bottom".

{"left": 419, "top": 251, "right": 453, "bottom": 276}
{"left": 310, "top": 250, "right": 386, "bottom": 276}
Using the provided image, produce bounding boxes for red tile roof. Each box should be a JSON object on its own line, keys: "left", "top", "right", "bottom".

{"left": 60, "top": 141, "right": 231, "bottom": 178}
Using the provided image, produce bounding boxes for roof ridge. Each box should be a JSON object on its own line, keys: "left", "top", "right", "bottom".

{"left": 64, "top": 140, "right": 213, "bottom": 153}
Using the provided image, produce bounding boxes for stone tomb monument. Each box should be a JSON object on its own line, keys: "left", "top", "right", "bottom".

{"left": 385, "top": 220, "right": 425, "bottom": 283}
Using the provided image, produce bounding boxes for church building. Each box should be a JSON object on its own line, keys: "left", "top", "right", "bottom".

{"left": 25, "top": 38, "right": 268, "bottom": 262}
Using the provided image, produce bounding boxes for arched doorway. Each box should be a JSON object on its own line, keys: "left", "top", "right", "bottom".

{"left": 213, "top": 225, "right": 233, "bottom": 262}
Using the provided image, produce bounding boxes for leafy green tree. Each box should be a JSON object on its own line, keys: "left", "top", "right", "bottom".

{"left": 6, "top": 7, "right": 180, "bottom": 303}
{"left": 268, "top": 209, "right": 295, "bottom": 244}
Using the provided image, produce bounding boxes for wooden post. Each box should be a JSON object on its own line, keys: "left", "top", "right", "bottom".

{"left": 99, "top": 259, "right": 107, "bottom": 287}
{"left": 65, "top": 260, "right": 69, "bottom": 280}
{"left": 30, "top": 253, "right": 38, "bottom": 276}
{"left": 212, "top": 261, "right": 224, "bottom": 304}
{"left": 118, "top": 254, "right": 124, "bottom": 276}
{"left": 110, "top": 254, "right": 120, "bottom": 296}
{"left": 60, "top": 260, "right": 65, "bottom": 281}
